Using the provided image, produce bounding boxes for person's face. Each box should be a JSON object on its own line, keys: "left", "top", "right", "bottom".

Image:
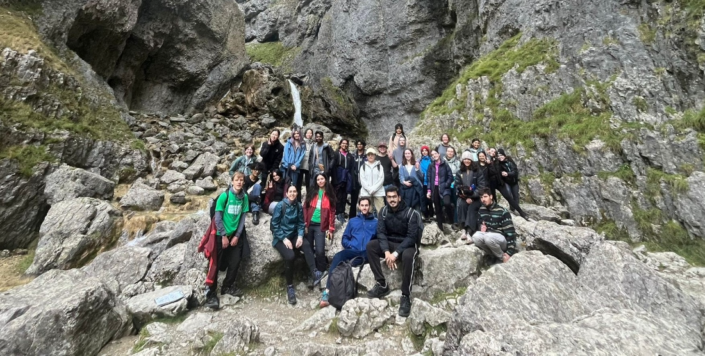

{"left": 245, "top": 147, "right": 253, "bottom": 156}
{"left": 462, "top": 158, "right": 472, "bottom": 167}
{"left": 367, "top": 153, "right": 376, "bottom": 163}
{"left": 488, "top": 148, "right": 496, "bottom": 157}
{"left": 315, "top": 133, "right": 323, "bottom": 143}
{"left": 446, "top": 148, "right": 455, "bottom": 158}
{"left": 357, "top": 142, "right": 364, "bottom": 151}
{"left": 431, "top": 151, "right": 440, "bottom": 161}
{"left": 472, "top": 141, "right": 480, "bottom": 149}
{"left": 421, "top": 148, "right": 429, "bottom": 157}
{"left": 386, "top": 191, "right": 400, "bottom": 208}
{"left": 305, "top": 130, "right": 313, "bottom": 139}
{"left": 359, "top": 199, "right": 370, "bottom": 215}
{"left": 399, "top": 138, "right": 406, "bottom": 146}
{"left": 286, "top": 186, "right": 298, "bottom": 201}
{"left": 232, "top": 175, "right": 244, "bottom": 190}
{"left": 378, "top": 146, "right": 387, "bottom": 154}
{"left": 478, "top": 153, "right": 486, "bottom": 162}
{"left": 396, "top": 127, "right": 402, "bottom": 134}
{"left": 273, "top": 173, "right": 281, "bottom": 181}
{"left": 481, "top": 193, "right": 493, "bottom": 206}
{"left": 404, "top": 150, "right": 412, "bottom": 161}
{"left": 251, "top": 168, "right": 260, "bottom": 176}
{"left": 293, "top": 131, "right": 301, "bottom": 140}
{"left": 498, "top": 154, "right": 506, "bottom": 162}
{"left": 340, "top": 140, "right": 348, "bottom": 151}
{"left": 317, "top": 175, "right": 326, "bottom": 188}
{"left": 442, "top": 135, "right": 449, "bottom": 144}
{"left": 270, "top": 131, "right": 279, "bottom": 141}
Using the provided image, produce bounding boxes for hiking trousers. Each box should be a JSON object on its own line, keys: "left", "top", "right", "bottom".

{"left": 498, "top": 183, "right": 525, "bottom": 216}
{"left": 457, "top": 197, "right": 482, "bottom": 233}
{"left": 335, "top": 184, "right": 348, "bottom": 215}
{"left": 472, "top": 231, "right": 507, "bottom": 259}
{"left": 274, "top": 236, "right": 316, "bottom": 286}
{"left": 432, "top": 186, "right": 454, "bottom": 228}
{"left": 306, "top": 223, "right": 328, "bottom": 272}
{"left": 366, "top": 239, "right": 418, "bottom": 296}
{"left": 216, "top": 232, "right": 246, "bottom": 290}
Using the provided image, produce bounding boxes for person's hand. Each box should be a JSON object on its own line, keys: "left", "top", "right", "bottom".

{"left": 295, "top": 237, "right": 303, "bottom": 248}
{"left": 415, "top": 162, "right": 420, "bottom": 170}
{"left": 501, "top": 171, "right": 508, "bottom": 177}
{"left": 384, "top": 252, "right": 397, "bottom": 270}
{"left": 481, "top": 222, "right": 487, "bottom": 233}
{"left": 326, "top": 231, "right": 333, "bottom": 241}
{"left": 284, "top": 239, "right": 293, "bottom": 249}
{"left": 502, "top": 253, "right": 511, "bottom": 263}
{"left": 268, "top": 181, "right": 273, "bottom": 188}
{"left": 305, "top": 227, "right": 309, "bottom": 235}
{"left": 221, "top": 236, "right": 229, "bottom": 249}
{"left": 291, "top": 165, "right": 297, "bottom": 171}
{"left": 426, "top": 192, "right": 431, "bottom": 199}
{"left": 486, "top": 158, "right": 491, "bottom": 164}
{"left": 230, "top": 236, "right": 239, "bottom": 247}
{"left": 466, "top": 198, "right": 472, "bottom": 204}
{"left": 404, "top": 181, "right": 412, "bottom": 187}
{"left": 318, "top": 164, "right": 324, "bottom": 171}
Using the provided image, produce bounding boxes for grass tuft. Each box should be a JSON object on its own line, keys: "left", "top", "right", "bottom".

{"left": 246, "top": 41, "right": 300, "bottom": 71}
{"left": 0, "top": 145, "right": 54, "bottom": 177}
{"left": 203, "top": 331, "right": 224, "bottom": 354}
{"left": 597, "top": 164, "right": 636, "bottom": 185}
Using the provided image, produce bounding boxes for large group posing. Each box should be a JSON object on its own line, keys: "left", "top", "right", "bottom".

{"left": 199, "top": 124, "right": 528, "bottom": 318}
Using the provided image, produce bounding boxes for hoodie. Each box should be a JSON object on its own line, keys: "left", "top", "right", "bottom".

{"left": 341, "top": 212, "right": 377, "bottom": 251}
{"left": 282, "top": 138, "right": 306, "bottom": 170}
{"left": 419, "top": 155, "right": 432, "bottom": 186}
{"left": 359, "top": 160, "right": 385, "bottom": 197}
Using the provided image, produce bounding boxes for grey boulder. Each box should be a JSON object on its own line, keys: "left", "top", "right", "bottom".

{"left": 121, "top": 181, "right": 165, "bottom": 211}
{"left": 44, "top": 164, "right": 115, "bottom": 205}
{"left": 82, "top": 245, "right": 153, "bottom": 296}
{"left": 183, "top": 152, "right": 219, "bottom": 180}
{"left": 337, "top": 298, "right": 395, "bottom": 339}
{"left": 408, "top": 299, "right": 451, "bottom": 336}
{"left": 126, "top": 285, "right": 195, "bottom": 328}
{"left": 145, "top": 243, "right": 187, "bottom": 286}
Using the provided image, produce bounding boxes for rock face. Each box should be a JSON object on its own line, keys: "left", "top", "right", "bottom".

{"left": 0, "top": 160, "right": 50, "bottom": 250}
{"left": 37, "top": 0, "right": 248, "bottom": 114}
{"left": 126, "top": 285, "right": 195, "bottom": 328}
{"left": 337, "top": 298, "right": 396, "bottom": 339}
{"left": 0, "top": 269, "right": 132, "bottom": 356}
{"left": 44, "top": 164, "right": 116, "bottom": 204}
{"left": 121, "top": 180, "right": 165, "bottom": 211}
{"left": 26, "top": 197, "right": 123, "bottom": 275}
{"left": 82, "top": 245, "right": 153, "bottom": 297}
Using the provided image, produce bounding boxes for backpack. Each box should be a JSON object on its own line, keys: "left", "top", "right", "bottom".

{"left": 328, "top": 256, "right": 365, "bottom": 310}
{"left": 209, "top": 187, "right": 231, "bottom": 219}
{"left": 381, "top": 206, "right": 424, "bottom": 244}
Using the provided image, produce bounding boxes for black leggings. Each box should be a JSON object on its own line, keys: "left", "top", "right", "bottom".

{"left": 273, "top": 236, "right": 316, "bottom": 286}
{"left": 432, "top": 186, "right": 454, "bottom": 227}
{"left": 498, "top": 183, "right": 525, "bottom": 216}
{"left": 335, "top": 184, "right": 347, "bottom": 215}
{"left": 422, "top": 185, "right": 434, "bottom": 218}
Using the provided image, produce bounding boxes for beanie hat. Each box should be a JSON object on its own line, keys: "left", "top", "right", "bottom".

{"left": 461, "top": 151, "right": 473, "bottom": 161}
{"left": 497, "top": 148, "right": 506, "bottom": 156}
{"left": 421, "top": 145, "right": 430, "bottom": 153}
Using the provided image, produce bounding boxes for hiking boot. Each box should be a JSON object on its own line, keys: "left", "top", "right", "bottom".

{"left": 313, "top": 270, "right": 323, "bottom": 288}
{"left": 252, "top": 211, "right": 260, "bottom": 225}
{"left": 287, "top": 285, "right": 297, "bottom": 305}
{"left": 204, "top": 287, "right": 219, "bottom": 310}
{"left": 221, "top": 285, "right": 243, "bottom": 297}
{"left": 398, "top": 295, "right": 411, "bottom": 317}
{"left": 319, "top": 290, "right": 330, "bottom": 308}
{"left": 366, "top": 282, "right": 390, "bottom": 299}
{"left": 451, "top": 223, "right": 462, "bottom": 232}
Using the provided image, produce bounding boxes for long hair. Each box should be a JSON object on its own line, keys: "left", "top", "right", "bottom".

{"left": 460, "top": 157, "right": 477, "bottom": 172}
{"left": 305, "top": 173, "right": 337, "bottom": 208}
{"left": 402, "top": 148, "right": 416, "bottom": 165}
{"left": 390, "top": 123, "right": 406, "bottom": 142}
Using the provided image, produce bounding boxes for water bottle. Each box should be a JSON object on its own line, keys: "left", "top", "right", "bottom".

{"left": 471, "top": 183, "right": 476, "bottom": 191}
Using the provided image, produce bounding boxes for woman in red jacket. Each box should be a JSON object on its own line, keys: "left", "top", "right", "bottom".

{"left": 303, "top": 173, "right": 337, "bottom": 286}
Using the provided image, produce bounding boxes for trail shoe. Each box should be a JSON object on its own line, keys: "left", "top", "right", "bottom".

{"left": 204, "top": 287, "right": 220, "bottom": 310}
{"left": 313, "top": 270, "right": 323, "bottom": 288}
{"left": 398, "top": 295, "right": 411, "bottom": 317}
{"left": 222, "top": 285, "right": 243, "bottom": 297}
{"left": 287, "top": 285, "right": 297, "bottom": 305}
{"left": 319, "top": 290, "right": 330, "bottom": 308}
{"left": 253, "top": 211, "right": 260, "bottom": 225}
{"left": 366, "top": 282, "right": 390, "bottom": 299}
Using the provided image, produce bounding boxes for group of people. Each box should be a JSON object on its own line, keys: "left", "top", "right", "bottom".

{"left": 203, "top": 124, "right": 526, "bottom": 316}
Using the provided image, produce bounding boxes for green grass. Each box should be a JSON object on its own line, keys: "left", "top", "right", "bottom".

{"left": 243, "top": 275, "right": 286, "bottom": 298}
{"left": 632, "top": 96, "right": 648, "bottom": 112}
{"left": 0, "top": 8, "right": 70, "bottom": 73}
{"left": 132, "top": 327, "right": 150, "bottom": 353}
{"left": 638, "top": 23, "right": 656, "bottom": 44}
{"left": 642, "top": 221, "right": 705, "bottom": 266}
{"left": 423, "top": 33, "right": 559, "bottom": 116}
{"left": 203, "top": 331, "right": 224, "bottom": 354}
{"left": 428, "top": 287, "right": 467, "bottom": 305}
{"left": 597, "top": 164, "right": 636, "bottom": 185}
{"left": 131, "top": 139, "right": 146, "bottom": 151}
{"left": 646, "top": 168, "right": 689, "bottom": 198}
{"left": 0, "top": 145, "right": 54, "bottom": 177}
{"left": 328, "top": 317, "right": 339, "bottom": 334}
{"left": 539, "top": 171, "right": 556, "bottom": 191}
{"left": 594, "top": 219, "right": 631, "bottom": 242}
{"left": 245, "top": 41, "right": 300, "bottom": 70}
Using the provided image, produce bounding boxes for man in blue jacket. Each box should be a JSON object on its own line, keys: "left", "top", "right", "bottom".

{"left": 319, "top": 197, "right": 377, "bottom": 307}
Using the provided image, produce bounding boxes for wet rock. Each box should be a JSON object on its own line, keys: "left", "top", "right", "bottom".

{"left": 126, "top": 286, "right": 195, "bottom": 328}
{"left": 337, "top": 298, "right": 395, "bottom": 338}
{"left": 44, "top": 164, "right": 115, "bottom": 204}
{"left": 0, "top": 269, "right": 132, "bottom": 356}
{"left": 82, "top": 245, "right": 153, "bottom": 296}
{"left": 121, "top": 181, "right": 165, "bottom": 211}
{"left": 27, "top": 197, "right": 122, "bottom": 275}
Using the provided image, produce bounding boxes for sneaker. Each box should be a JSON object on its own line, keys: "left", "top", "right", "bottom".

{"left": 313, "top": 270, "right": 323, "bottom": 288}
{"left": 398, "top": 295, "right": 411, "bottom": 317}
{"left": 319, "top": 290, "right": 330, "bottom": 308}
{"left": 204, "top": 287, "right": 219, "bottom": 310}
{"left": 287, "top": 285, "right": 297, "bottom": 305}
{"left": 221, "top": 285, "right": 243, "bottom": 297}
{"left": 451, "top": 223, "right": 462, "bottom": 232}
{"left": 366, "top": 282, "right": 390, "bottom": 299}
{"left": 252, "top": 211, "right": 260, "bottom": 225}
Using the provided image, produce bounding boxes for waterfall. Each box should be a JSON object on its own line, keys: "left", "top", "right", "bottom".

{"left": 288, "top": 80, "right": 303, "bottom": 128}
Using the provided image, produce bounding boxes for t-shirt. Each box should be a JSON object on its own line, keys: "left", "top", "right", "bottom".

{"left": 311, "top": 190, "right": 323, "bottom": 223}
{"left": 215, "top": 189, "right": 249, "bottom": 235}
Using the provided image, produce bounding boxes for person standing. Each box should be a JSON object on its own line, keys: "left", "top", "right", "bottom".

{"left": 208, "top": 172, "right": 250, "bottom": 307}
{"left": 333, "top": 139, "right": 355, "bottom": 222}
{"left": 436, "top": 133, "right": 452, "bottom": 158}
{"left": 399, "top": 149, "right": 424, "bottom": 212}
{"left": 300, "top": 128, "right": 315, "bottom": 196}
{"left": 418, "top": 146, "right": 433, "bottom": 221}
{"left": 455, "top": 152, "right": 487, "bottom": 240}
{"left": 376, "top": 142, "right": 394, "bottom": 193}
{"left": 304, "top": 173, "right": 337, "bottom": 283}
{"left": 349, "top": 140, "right": 367, "bottom": 220}
{"left": 281, "top": 128, "right": 306, "bottom": 191}
{"left": 366, "top": 187, "right": 420, "bottom": 317}
{"left": 426, "top": 149, "right": 454, "bottom": 230}
{"left": 308, "top": 131, "right": 334, "bottom": 185}
{"left": 260, "top": 130, "right": 283, "bottom": 174}
{"left": 270, "top": 186, "right": 313, "bottom": 305}
{"left": 390, "top": 136, "right": 407, "bottom": 188}
{"left": 388, "top": 123, "right": 406, "bottom": 154}
{"left": 229, "top": 145, "right": 258, "bottom": 179}
{"left": 464, "top": 138, "right": 482, "bottom": 162}
{"left": 444, "top": 146, "right": 460, "bottom": 224}
{"left": 471, "top": 188, "right": 517, "bottom": 264}
{"left": 497, "top": 149, "right": 528, "bottom": 220}
{"left": 359, "top": 147, "right": 386, "bottom": 213}
{"left": 319, "top": 197, "right": 377, "bottom": 308}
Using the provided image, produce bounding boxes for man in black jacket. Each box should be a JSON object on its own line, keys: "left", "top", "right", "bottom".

{"left": 366, "top": 186, "right": 420, "bottom": 317}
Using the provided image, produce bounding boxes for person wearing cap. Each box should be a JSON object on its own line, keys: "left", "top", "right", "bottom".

{"left": 244, "top": 162, "right": 266, "bottom": 225}
{"left": 359, "top": 147, "right": 386, "bottom": 213}
{"left": 419, "top": 145, "right": 434, "bottom": 221}
{"left": 376, "top": 141, "right": 394, "bottom": 192}
{"left": 496, "top": 149, "right": 528, "bottom": 220}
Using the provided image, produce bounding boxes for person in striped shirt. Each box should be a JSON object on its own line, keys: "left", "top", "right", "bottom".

{"left": 471, "top": 188, "right": 517, "bottom": 264}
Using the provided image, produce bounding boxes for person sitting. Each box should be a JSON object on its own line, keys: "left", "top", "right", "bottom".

{"left": 455, "top": 152, "right": 487, "bottom": 240}
{"left": 264, "top": 170, "right": 287, "bottom": 215}
{"left": 244, "top": 162, "right": 265, "bottom": 225}
{"left": 303, "top": 173, "right": 337, "bottom": 286}
{"left": 229, "top": 145, "right": 258, "bottom": 179}
{"left": 270, "top": 186, "right": 314, "bottom": 305}
{"left": 471, "top": 188, "right": 517, "bottom": 264}
{"left": 319, "top": 197, "right": 377, "bottom": 308}
{"left": 366, "top": 186, "right": 420, "bottom": 317}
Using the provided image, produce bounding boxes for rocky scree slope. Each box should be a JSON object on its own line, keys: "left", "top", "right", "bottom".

{"left": 411, "top": 0, "right": 705, "bottom": 260}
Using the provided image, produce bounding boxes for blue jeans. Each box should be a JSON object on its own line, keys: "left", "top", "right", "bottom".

{"left": 326, "top": 249, "right": 366, "bottom": 290}
{"left": 282, "top": 168, "right": 300, "bottom": 187}
{"left": 248, "top": 183, "right": 262, "bottom": 212}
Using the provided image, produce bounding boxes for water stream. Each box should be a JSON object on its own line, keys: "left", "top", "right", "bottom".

{"left": 288, "top": 79, "right": 303, "bottom": 128}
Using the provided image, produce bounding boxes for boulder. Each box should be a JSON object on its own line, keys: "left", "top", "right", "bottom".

{"left": 0, "top": 159, "right": 50, "bottom": 250}
{"left": 675, "top": 171, "right": 705, "bottom": 238}
{"left": 408, "top": 299, "right": 451, "bottom": 336}
{"left": 186, "top": 185, "right": 205, "bottom": 195}
{"left": 27, "top": 197, "right": 122, "bottom": 275}
{"left": 515, "top": 218, "right": 604, "bottom": 274}
{"left": 183, "top": 152, "right": 219, "bottom": 180}
{"left": 416, "top": 245, "right": 483, "bottom": 299}
{"left": 634, "top": 249, "right": 705, "bottom": 307}
{"left": 82, "top": 245, "right": 153, "bottom": 296}
{"left": 121, "top": 181, "right": 165, "bottom": 211}
{"left": 210, "top": 318, "right": 260, "bottom": 355}
{"left": 239, "top": 214, "right": 286, "bottom": 288}
{"left": 133, "top": 217, "right": 197, "bottom": 256}
{"left": 294, "top": 306, "right": 337, "bottom": 332}
{"left": 145, "top": 243, "right": 187, "bottom": 286}
{"left": 170, "top": 192, "right": 187, "bottom": 204}
{"left": 195, "top": 176, "right": 217, "bottom": 191}
{"left": 337, "top": 298, "right": 396, "bottom": 338}
{"left": 160, "top": 170, "right": 186, "bottom": 185}
{"left": 357, "top": 262, "right": 404, "bottom": 293}
{"left": 420, "top": 222, "right": 445, "bottom": 246}
{"left": 520, "top": 203, "right": 562, "bottom": 223}
{"left": 126, "top": 286, "right": 195, "bottom": 328}
{"left": 44, "top": 164, "right": 115, "bottom": 204}
{"left": 0, "top": 269, "right": 132, "bottom": 356}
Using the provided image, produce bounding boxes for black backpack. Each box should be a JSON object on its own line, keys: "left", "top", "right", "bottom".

{"left": 328, "top": 256, "right": 365, "bottom": 310}
{"left": 209, "top": 186, "right": 230, "bottom": 219}
{"left": 380, "top": 206, "right": 424, "bottom": 244}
